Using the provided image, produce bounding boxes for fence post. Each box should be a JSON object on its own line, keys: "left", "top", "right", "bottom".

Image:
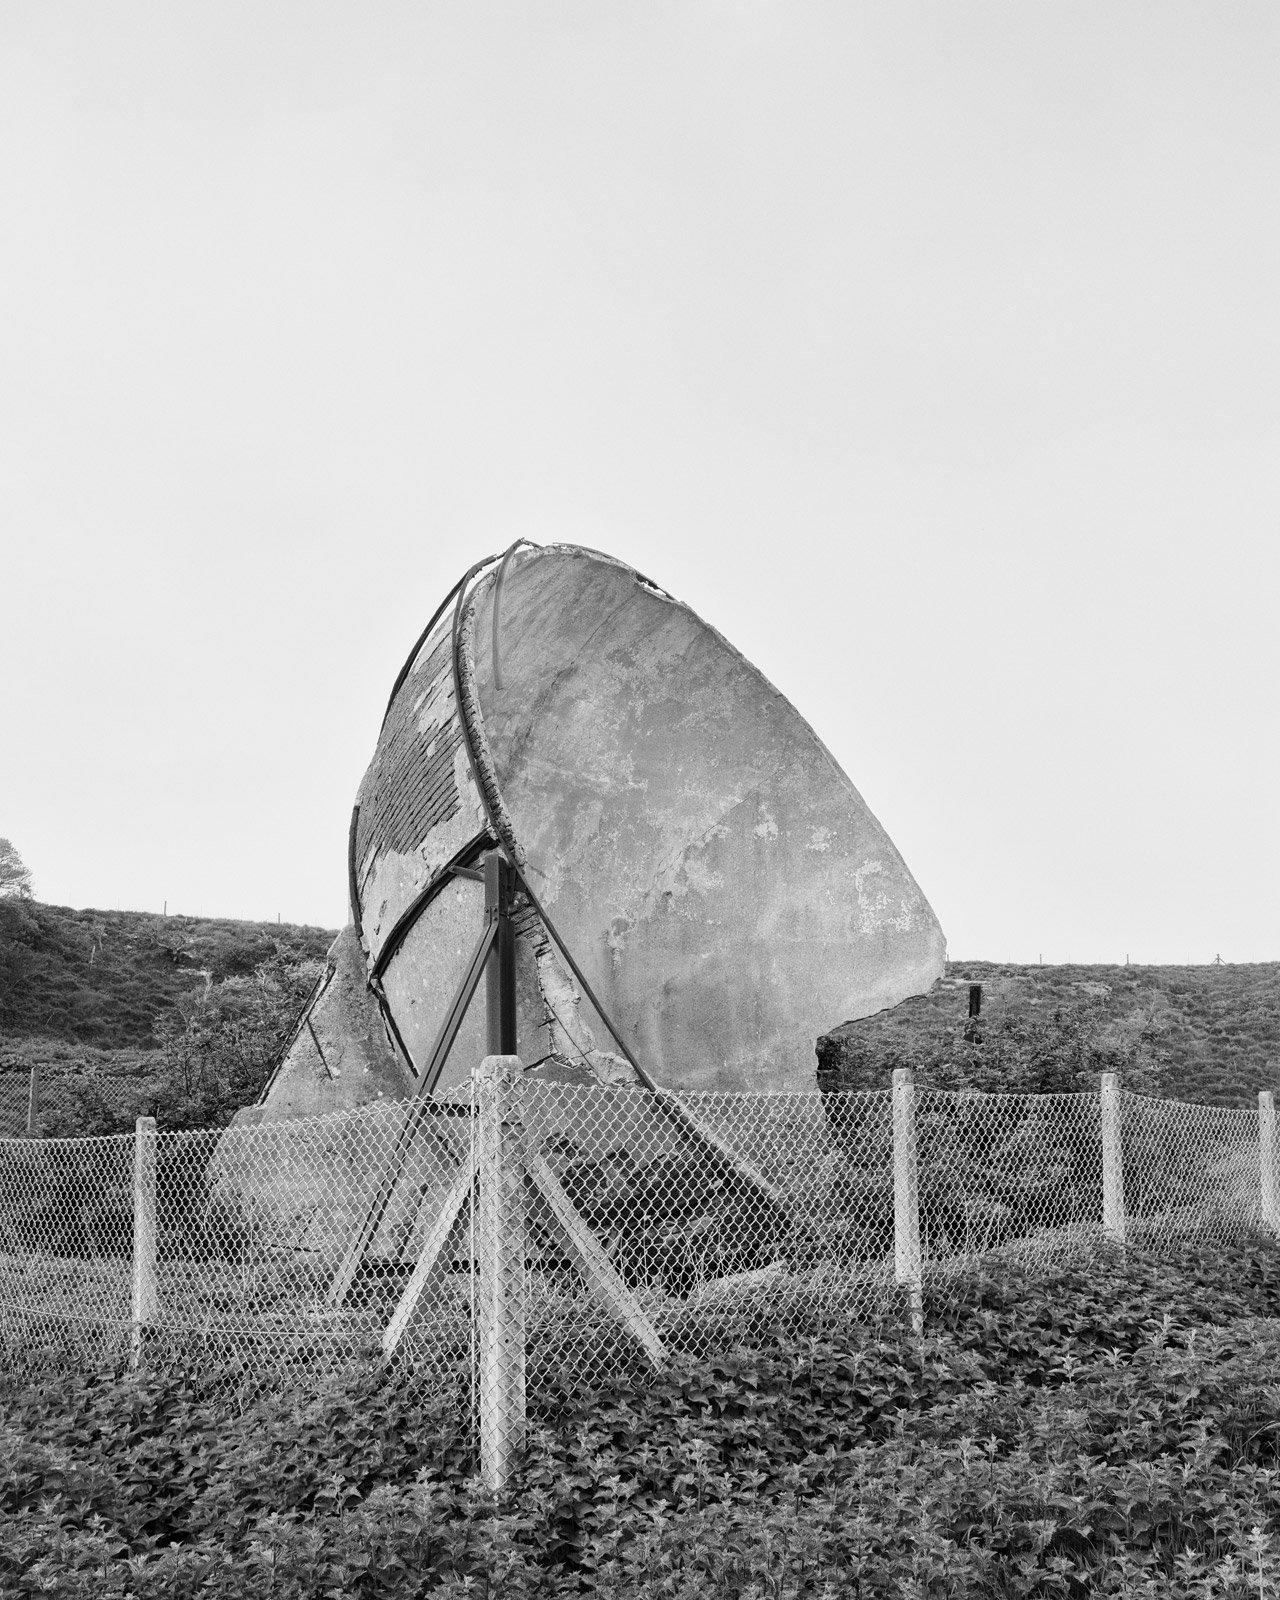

{"left": 1260, "top": 1092, "right": 1279, "bottom": 1234}
{"left": 25, "top": 1064, "right": 39, "bottom": 1136}
{"left": 131, "top": 1116, "right": 158, "bottom": 1369}
{"left": 892, "top": 1067, "right": 923, "bottom": 1336}
{"left": 475, "top": 1054, "right": 526, "bottom": 1491}
{"left": 1100, "top": 1072, "right": 1125, "bottom": 1246}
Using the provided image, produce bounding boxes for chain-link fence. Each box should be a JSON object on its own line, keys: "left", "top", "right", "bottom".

{"left": 0, "top": 1068, "right": 160, "bottom": 1138}
{"left": 0, "top": 1073, "right": 38, "bottom": 1137}
{"left": 916, "top": 1086, "right": 1106, "bottom": 1267}
{"left": 1120, "top": 1089, "right": 1262, "bottom": 1243}
{"left": 0, "top": 1097, "right": 475, "bottom": 1390}
{"left": 2, "top": 1062, "right": 1276, "bottom": 1486}
{"left": 483, "top": 1070, "right": 899, "bottom": 1416}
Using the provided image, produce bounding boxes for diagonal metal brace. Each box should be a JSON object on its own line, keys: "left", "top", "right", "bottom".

{"left": 379, "top": 1150, "right": 669, "bottom": 1370}
{"left": 327, "top": 919, "right": 496, "bottom": 1310}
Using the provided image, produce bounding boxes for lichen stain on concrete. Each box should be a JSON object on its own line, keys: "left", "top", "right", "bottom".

{"left": 754, "top": 802, "right": 779, "bottom": 840}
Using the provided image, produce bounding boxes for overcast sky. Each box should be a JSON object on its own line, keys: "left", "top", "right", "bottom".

{"left": 2, "top": 4, "right": 1276, "bottom": 964}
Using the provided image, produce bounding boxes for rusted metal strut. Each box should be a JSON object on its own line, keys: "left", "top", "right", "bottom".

{"left": 326, "top": 851, "right": 517, "bottom": 1309}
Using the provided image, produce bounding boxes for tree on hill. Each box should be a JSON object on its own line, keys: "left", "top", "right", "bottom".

{"left": 0, "top": 838, "right": 32, "bottom": 899}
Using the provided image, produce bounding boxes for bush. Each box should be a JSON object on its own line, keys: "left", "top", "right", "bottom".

{"left": 0, "top": 900, "right": 332, "bottom": 1050}
{"left": 149, "top": 954, "right": 322, "bottom": 1130}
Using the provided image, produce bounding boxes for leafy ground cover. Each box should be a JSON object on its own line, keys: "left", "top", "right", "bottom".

{"left": 5, "top": 1235, "right": 1280, "bottom": 1597}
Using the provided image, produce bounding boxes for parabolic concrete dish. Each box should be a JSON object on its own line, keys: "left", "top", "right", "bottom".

{"left": 255, "top": 540, "right": 945, "bottom": 1121}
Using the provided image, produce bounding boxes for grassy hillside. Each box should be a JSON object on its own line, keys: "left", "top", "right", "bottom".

{"left": 0, "top": 899, "right": 334, "bottom": 1048}
{"left": 1, "top": 898, "right": 1277, "bottom": 1125}
{"left": 819, "top": 959, "right": 1280, "bottom": 1107}
{"left": 7, "top": 1236, "right": 1280, "bottom": 1595}
{"left": 0, "top": 900, "right": 335, "bottom": 1134}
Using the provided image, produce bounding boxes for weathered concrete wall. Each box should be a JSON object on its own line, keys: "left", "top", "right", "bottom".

{"left": 377, "top": 876, "right": 489, "bottom": 1096}
{"left": 344, "top": 592, "right": 612, "bottom": 1091}
{"left": 215, "top": 926, "right": 419, "bottom": 1263}
{"left": 464, "top": 544, "right": 946, "bottom": 1092}
{"left": 236, "top": 925, "right": 408, "bottom": 1127}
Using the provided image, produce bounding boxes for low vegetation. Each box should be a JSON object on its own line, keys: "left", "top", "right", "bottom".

{"left": 819, "top": 960, "right": 1280, "bottom": 1107}
{"left": 4, "top": 1236, "right": 1280, "bottom": 1596}
{"left": 0, "top": 899, "right": 332, "bottom": 1048}
{"left": 0, "top": 901, "right": 332, "bottom": 1133}
{"left": 3, "top": 902, "right": 1278, "bottom": 1138}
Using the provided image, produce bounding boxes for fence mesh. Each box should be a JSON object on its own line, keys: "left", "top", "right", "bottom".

{"left": 1120, "top": 1090, "right": 1261, "bottom": 1243}
{"left": 506, "top": 1077, "right": 898, "bottom": 1403}
{"left": 916, "top": 1088, "right": 1105, "bottom": 1273}
{"left": 2, "top": 1071, "right": 1276, "bottom": 1440}
{"left": 0, "top": 1131, "right": 133, "bottom": 1366}
{"left": 0, "top": 1075, "right": 34, "bottom": 1138}
{"left": 0, "top": 1069, "right": 160, "bottom": 1138}
{"left": 0, "top": 1098, "right": 475, "bottom": 1392}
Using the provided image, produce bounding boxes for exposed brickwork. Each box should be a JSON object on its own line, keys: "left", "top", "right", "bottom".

{"left": 355, "top": 632, "right": 468, "bottom": 907}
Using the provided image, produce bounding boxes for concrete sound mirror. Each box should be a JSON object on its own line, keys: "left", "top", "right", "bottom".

{"left": 253, "top": 539, "right": 945, "bottom": 1122}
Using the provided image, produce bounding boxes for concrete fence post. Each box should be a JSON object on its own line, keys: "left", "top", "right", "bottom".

{"left": 25, "top": 1065, "right": 39, "bottom": 1137}
{"left": 892, "top": 1067, "right": 923, "bottom": 1336}
{"left": 475, "top": 1054, "right": 526, "bottom": 1491}
{"left": 131, "top": 1116, "right": 158, "bottom": 1369}
{"left": 1259, "top": 1092, "right": 1279, "bottom": 1234}
{"left": 1100, "top": 1072, "right": 1125, "bottom": 1245}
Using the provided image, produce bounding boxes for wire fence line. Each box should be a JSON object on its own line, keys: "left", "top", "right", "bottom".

{"left": 0, "top": 1061, "right": 1275, "bottom": 1486}
{"left": 0, "top": 1067, "right": 160, "bottom": 1138}
{"left": 0, "top": 1072, "right": 38, "bottom": 1138}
